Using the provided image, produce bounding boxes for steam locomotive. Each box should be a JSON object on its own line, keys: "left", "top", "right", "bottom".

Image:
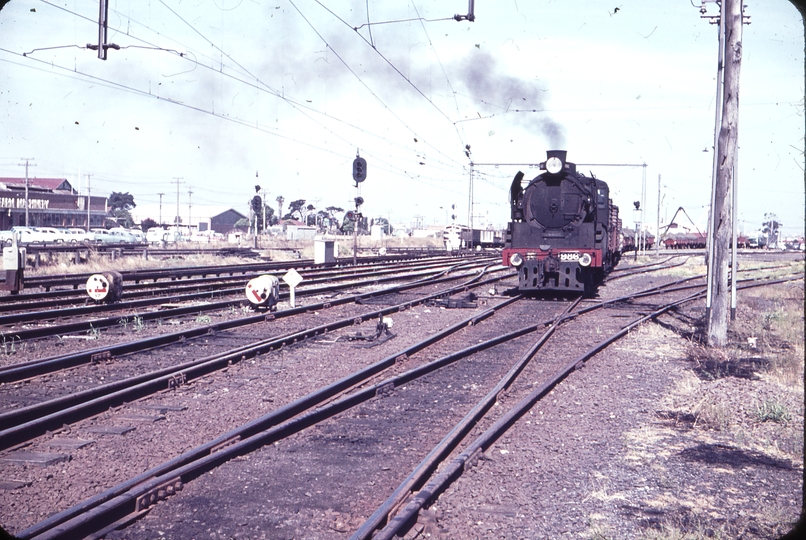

{"left": 503, "top": 150, "right": 622, "bottom": 295}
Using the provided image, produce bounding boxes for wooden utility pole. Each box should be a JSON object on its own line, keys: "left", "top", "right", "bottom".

{"left": 707, "top": 0, "right": 744, "bottom": 347}
{"left": 18, "top": 158, "right": 35, "bottom": 227}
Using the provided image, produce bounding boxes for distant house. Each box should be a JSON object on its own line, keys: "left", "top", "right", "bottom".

{"left": 208, "top": 209, "right": 247, "bottom": 234}
{"left": 132, "top": 204, "right": 247, "bottom": 234}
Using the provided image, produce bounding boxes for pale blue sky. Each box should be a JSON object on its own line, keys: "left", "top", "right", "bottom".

{"left": 1, "top": 1, "right": 803, "bottom": 235}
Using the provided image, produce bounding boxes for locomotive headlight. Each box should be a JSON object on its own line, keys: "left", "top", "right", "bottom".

{"left": 510, "top": 252, "right": 524, "bottom": 267}
{"left": 546, "top": 156, "right": 563, "bottom": 174}
{"left": 579, "top": 253, "right": 592, "bottom": 267}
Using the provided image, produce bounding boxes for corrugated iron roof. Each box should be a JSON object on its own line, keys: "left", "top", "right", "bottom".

{"left": 0, "top": 177, "right": 74, "bottom": 192}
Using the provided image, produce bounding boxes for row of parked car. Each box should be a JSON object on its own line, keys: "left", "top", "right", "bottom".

{"left": 0, "top": 226, "right": 146, "bottom": 246}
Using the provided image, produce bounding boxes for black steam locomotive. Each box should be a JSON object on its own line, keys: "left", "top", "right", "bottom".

{"left": 503, "top": 150, "right": 622, "bottom": 295}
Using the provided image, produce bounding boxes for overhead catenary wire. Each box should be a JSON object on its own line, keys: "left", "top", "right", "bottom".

{"left": 6, "top": 1, "right": 488, "bottom": 216}
{"left": 30, "top": 0, "right": 466, "bottom": 175}
{"left": 0, "top": 50, "right": 468, "bottom": 203}
{"left": 290, "top": 0, "right": 465, "bottom": 168}
{"left": 312, "top": 0, "right": 464, "bottom": 134}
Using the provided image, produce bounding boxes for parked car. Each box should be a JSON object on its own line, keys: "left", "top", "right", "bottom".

{"left": 64, "top": 228, "right": 95, "bottom": 243}
{"left": 127, "top": 229, "right": 146, "bottom": 243}
{"left": 9, "top": 226, "right": 50, "bottom": 245}
{"left": 33, "top": 227, "right": 66, "bottom": 243}
{"left": 146, "top": 227, "right": 183, "bottom": 244}
{"left": 146, "top": 227, "right": 169, "bottom": 245}
{"left": 107, "top": 228, "right": 137, "bottom": 244}
{"left": 90, "top": 228, "right": 119, "bottom": 244}
{"left": 190, "top": 230, "right": 223, "bottom": 243}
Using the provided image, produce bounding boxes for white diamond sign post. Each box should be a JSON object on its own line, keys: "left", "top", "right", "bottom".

{"left": 282, "top": 269, "right": 304, "bottom": 308}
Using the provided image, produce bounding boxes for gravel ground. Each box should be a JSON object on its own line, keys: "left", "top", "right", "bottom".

{"left": 422, "top": 268, "right": 805, "bottom": 539}
{"left": 0, "top": 255, "right": 802, "bottom": 539}
{"left": 0, "top": 279, "right": 512, "bottom": 535}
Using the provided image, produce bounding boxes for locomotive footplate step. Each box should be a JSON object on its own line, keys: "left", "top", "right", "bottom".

{"left": 0, "top": 451, "right": 70, "bottom": 467}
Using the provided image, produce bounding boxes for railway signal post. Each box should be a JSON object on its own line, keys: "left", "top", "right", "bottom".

{"left": 352, "top": 153, "right": 367, "bottom": 266}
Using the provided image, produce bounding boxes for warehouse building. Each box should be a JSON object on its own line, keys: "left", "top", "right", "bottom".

{"left": 0, "top": 177, "right": 107, "bottom": 230}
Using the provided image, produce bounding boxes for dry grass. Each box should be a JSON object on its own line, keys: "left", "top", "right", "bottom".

{"left": 25, "top": 251, "right": 260, "bottom": 276}
{"left": 744, "top": 282, "right": 804, "bottom": 390}
{"left": 22, "top": 236, "right": 446, "bottom": 276}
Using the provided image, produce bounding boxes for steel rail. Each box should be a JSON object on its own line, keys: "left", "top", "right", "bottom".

{"left": 0, "top": 257, "right": 468, "bottom": 308}
{"left": 19, "top": 269, "right": 723, "bottom": 540}
{"left": 366, "top": 274, "right": 804, "bottom": 539}
{"left": 15, "top": 273, "right": 519, "bottom": 540}
{"left": 0, "top": 259, "right": 495, "bottom": 342}
{"left": 0, "top": 267, "right": 511, "bottom": 449}
{"left": 18, "top": 272, "right": 800, "bottom": 539}
{"left": 605, "top": 256, "right": 690, "bottom": 281}
{"left": 352, "top": 297, "right": 583, "bottom": 539}
{"left": 0, "top": 257, "right": 487, "bottom": 320}
{"left": 371, "top": 291, "right": 701, "bottom": 540}
{"left": 15, "top": 271, "right": 715, "bottom": 540}
{"left": 7, "top": 251, "right": 446, "bottom": 291}
{"left": 0, "top": 261, "right": 498, "bottom": 382}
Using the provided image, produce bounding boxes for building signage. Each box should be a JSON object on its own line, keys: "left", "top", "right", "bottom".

{"left": 0, "top": 197, "right": 50, "bottom": 209}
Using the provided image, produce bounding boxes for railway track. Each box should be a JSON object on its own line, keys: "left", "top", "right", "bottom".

{"left": 0, "top": 256, "right": 496, "bottom": 343}
{"left": 0, "top": 256, "right": 478, "bottom": 318}
{"left": 1, "top": 255, "right": 800, "bottom": 539}
{"left": 0, "top": 263, "right": 512, "bottom": 450}
{"left": 1, "top": 253, "right": 457, "bottom": 295}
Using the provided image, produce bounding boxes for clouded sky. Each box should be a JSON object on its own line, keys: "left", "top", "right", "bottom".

{"left": 1, "top": 0, "right": 803, "bottom": 236}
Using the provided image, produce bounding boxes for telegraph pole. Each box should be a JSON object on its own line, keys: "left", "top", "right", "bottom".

{"left": 187, "top": 187, "right": 193, "bottom": 231}
{"left": 656, "top": 174, "right": 661, "bottom": 256}
{"left": 86, "top": 174, "right": 91, "bottom": 230}
{"left": 705, "top": 0, "right": 748, "bottom": 347}
{"left": 704, "top": 0, "right": 726, "bottom": 322}
{"left": 262, "top": 189, "right": 267, "bottom": 232}
{"left": 172, "top": 178, "right": 184, "bottom": 226}
{"left": 18, "top": 158, "right": 35, "bottom": 227}
{"left": 158, "top": 193, "right": 164, "bottom": 226}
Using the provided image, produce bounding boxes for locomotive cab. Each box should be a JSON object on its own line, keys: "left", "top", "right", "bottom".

{"left": 503, "top": 150, "right": 620, "bottom": 295}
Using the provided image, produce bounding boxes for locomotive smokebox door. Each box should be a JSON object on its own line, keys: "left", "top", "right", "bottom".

{"left": 86, "top": 271, "right": 123, "bottom": 303}
{"left": 245, "top": 274, "right": 281, "bottom": 310}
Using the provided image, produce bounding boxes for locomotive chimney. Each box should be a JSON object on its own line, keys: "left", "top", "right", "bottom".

{"left": 546, "top": 150, "right": 567, "bottom": 162}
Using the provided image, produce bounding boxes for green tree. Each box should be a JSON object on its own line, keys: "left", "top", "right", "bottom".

{"left": 108, "top": 191, "right": 136, "bottom": 227}
{"left": 372, "top": 217, "right": 393, "bottom": 235}
{"left": 285, "top": 199, "right": 306, "bottom": 221}
{"left": 141, "top": 217, "right": 158, "bottom": 232}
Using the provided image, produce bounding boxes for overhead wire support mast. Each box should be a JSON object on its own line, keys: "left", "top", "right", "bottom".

{"left": 85, "top": 0, "right": 118, "bottom": 60}
{"left": 454, "top": 0, "right": 476, "bottom": 22}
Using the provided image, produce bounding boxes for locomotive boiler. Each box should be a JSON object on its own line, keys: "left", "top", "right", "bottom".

{"left": 503, "top": 150, "right": 621, "bottom": 295}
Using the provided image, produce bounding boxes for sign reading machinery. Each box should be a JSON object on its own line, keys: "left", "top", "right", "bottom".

{"left": 0, "top": 197, "right": 50, "bottom": 209}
